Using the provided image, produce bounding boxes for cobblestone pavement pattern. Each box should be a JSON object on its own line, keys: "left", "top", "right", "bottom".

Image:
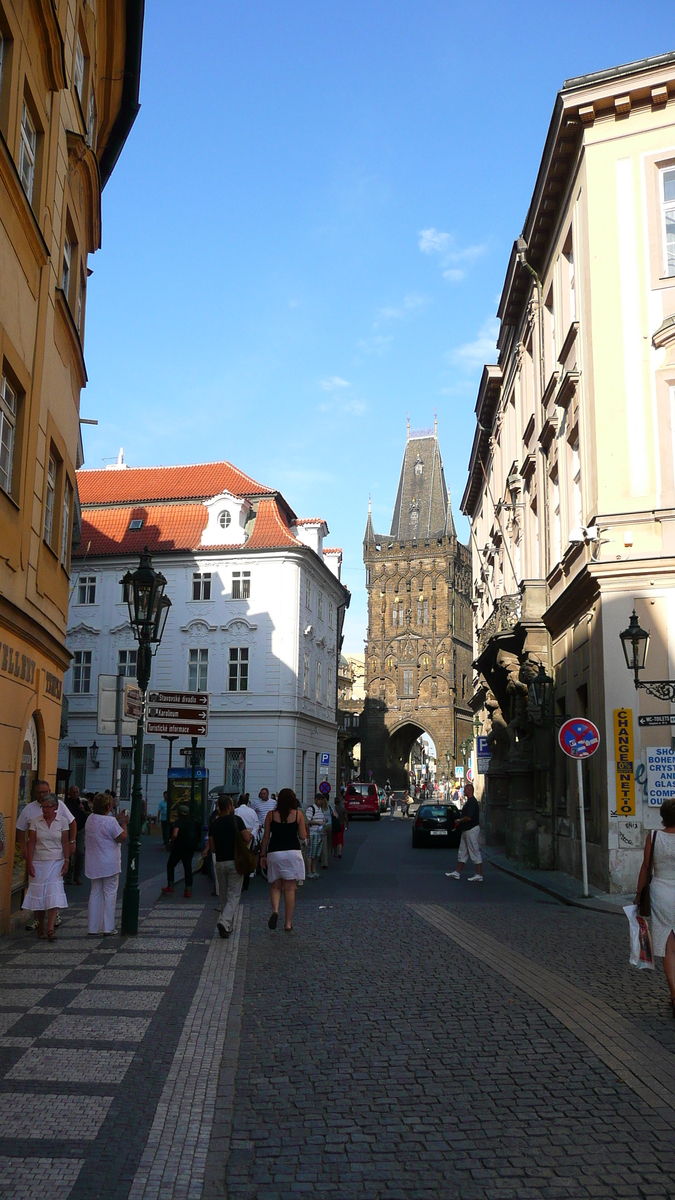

{"left": 2, "top": 819, "right": 675, "bottom": 1199}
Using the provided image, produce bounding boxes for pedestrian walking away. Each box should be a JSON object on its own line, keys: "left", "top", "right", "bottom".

{"left": 210, "top": 796, "right": 252, "bottom": 938}
{"left": 163, "top": 804, "right": 197, "bottom": 897}
{"left": 305, "top": 794, "right": 326, "bottom": 878}
{"left": 260, "top": 788, "right": 307, "bottom": 931}
{"left": 318, "top": 793, "right": 332, "bottom": 870}
{"left": 235, "top": 794, "right": 260, "bottom": 891}
{"left": 158, "top": 790, "right": 169, "bottom": 849}
{"left": 84, "top": 793, "right": 128, "bottom": 935}
{"left": 16, "top": 781, "right": 74, "bottom": 931}
{"left": 21, "top": 793, "right": 70, "bottom": 940}
{"left": 332, "top": 795, "right": 348, "bottom": 858}
{"left": 634, "top": 797, "right": 675, "bottom": 1016}
{"left": 446, "top": 782, "right": 483, "bottom": 882}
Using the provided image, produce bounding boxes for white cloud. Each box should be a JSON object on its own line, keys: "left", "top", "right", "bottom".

{"left": 357, "top": 334, "right": 393, "bottom": 356}
{"left": 419, "top": 227, "right": 451, "bottom": 255}
{"left": 375, "top": 292, "right": 430, "bottom": 324}
{"left": 318, "top": 396, "right": 368, "bottom": 416}
{"left": 319, "top": 376, "right": 351, "bottom": 391}
{"left": 450, "top": 317, "right": 499, "bottom": 370}
{"left": 419, "top": 228, "right": 488, "bottom": 283}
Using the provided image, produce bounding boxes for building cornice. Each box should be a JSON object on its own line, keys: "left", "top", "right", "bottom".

{"left": 0, "top": 594, "right": 71, "bottom": 671}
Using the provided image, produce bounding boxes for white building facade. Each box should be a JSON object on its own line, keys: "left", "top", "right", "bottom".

{"left": 58, "top": 461, "right": 348, "bottom": 811}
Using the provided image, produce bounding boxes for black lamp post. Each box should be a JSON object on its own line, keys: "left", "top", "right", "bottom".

{"left": 120, "top": 548, "right": 171, "bottom": 935}
{"left": 618, "top": 610, "right": 675, "bottom": 701}
{"left": 531, "top": 663, "right": 554, "bottom": 719}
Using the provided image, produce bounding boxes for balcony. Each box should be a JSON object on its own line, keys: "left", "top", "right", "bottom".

{"left": 477, "top": 593, "right": 522, "bottom": 654}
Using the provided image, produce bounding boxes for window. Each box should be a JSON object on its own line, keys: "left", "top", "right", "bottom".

{"left": 661, "top": 167, "right": 675, "bottom": 276}
{"left": 316, "top": 659, "right": 322, "bottom": 703}
{"left": 129, "top": 518, "right": 143, "bottom": 530}
{"left": 571, "top": 439, "right": 582, "bottom": 530}
{"left": 219, "top": 510, "right": 231, "bottom": 528}
{"left": 328, "top": 601, "right": 334, "bottom": 629}
{"left": 402, "top": 668, "right": 414, "bottom": 697}
{"left": 305, "top": 577, "right": 311, "bottom": 608}
{"left": 192, "top": 571, "right": 211, "bottom": 601}
{"left": 327, "top": 664, "right": 333, "bottom": 702}
{"left": 0, "top": 372, "right": 17, "bottom": 495}
{"left": 19, "top": 102, "right": 36, "bottom": 203}
{"left": 393, "top": 600, "right": 404, "bottom": 627}
{"left": 317, "top": 592, "right": 323, "bottom": 621}
{"left": 74, "top": 34, "right": 85, "bottom": 100}
{"left": 232, "top": 570, "right": 250, "bottom": 600}
{"left": 87, "top": 88, "right": 96, "bottom": 147}
{"left": 77, "top": 575, "right": 96, "bottom": 604}
{"left": 188, "top": 648, "right": 208, "bottom": 692}
{"left": 61, "top": 237, "right": 72, "bottom": 300}
{"left": 60, "top": 479, "right": 72, "bottom": 567}
{"left": 43, "top": 453, "right": 56, "bottom": 545}
{"left": 551, "top": 468, "right": 561, "bottom": 565}
{"left": 72, "top": 649, "right": 91, "bottom": 693}
{"left": 118, "top": 649, "right": 137, "bottom": 678}
{"left": 228, "top": 646, "right": 248, "bottom": 692}
{"left": 69, "top": 746, "right": 87, "bottom": 792}
{"left": 417, "top": 599, "right": 429, "bottom": 625}
{"left": 303, "top": 653, "right": 309, "bottom": 697}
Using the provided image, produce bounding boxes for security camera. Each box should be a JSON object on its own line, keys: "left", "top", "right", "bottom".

{"left": 568, "top": 527, "right": 585, "bottom": 544}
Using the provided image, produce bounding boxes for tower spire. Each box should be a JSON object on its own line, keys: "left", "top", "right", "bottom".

{"left": 407, "top": 413, "right": 410, "bottom": 440}
{"left": 364, "top": 494, "right": 374, "bottom": 545}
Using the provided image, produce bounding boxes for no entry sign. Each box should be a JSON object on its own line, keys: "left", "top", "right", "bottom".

{"left": 558, "top": 718, "right": 600, "bottom": 759}
{"left": 318, "top": 780, "right": 331, "bottom": 795}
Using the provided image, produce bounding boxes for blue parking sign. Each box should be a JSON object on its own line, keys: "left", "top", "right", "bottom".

{"left": 320, "top": 753, "right": 330, "bottom": 766}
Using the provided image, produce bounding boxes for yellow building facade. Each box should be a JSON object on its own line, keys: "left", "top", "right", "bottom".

{"left": 0, "top": 0, "right": 143, "bottom": 931}
{"left": 462, "top": 52, "right": 675, "bottom": 892}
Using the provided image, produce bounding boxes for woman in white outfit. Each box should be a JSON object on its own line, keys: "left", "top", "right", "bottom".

{"left": 260, "top": 788, "right": 307, "bottom": 931}
{"left": 635, "top": 797, "right": 675, "bottom": 1016}
{"left": 22, "top": 793, "right": 70, "bottom": 941}
{"left": 85, "top": 793, "right": 128, "bottom": 935}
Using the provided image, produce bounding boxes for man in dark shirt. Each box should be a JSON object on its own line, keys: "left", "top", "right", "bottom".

{"left": 446, "top": 783, "right": 483, "bottom": 882}
{"left": 163, "top": 803, "right": 197, "bottom": 898}
{"left": 209, "top": 796, "right": 251, "bottom": 939}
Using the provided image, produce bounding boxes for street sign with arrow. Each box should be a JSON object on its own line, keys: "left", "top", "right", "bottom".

{"left": 145, "top": 691, "right": 210, "bottom": 737}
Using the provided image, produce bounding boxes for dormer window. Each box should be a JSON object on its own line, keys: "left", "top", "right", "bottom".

{"left": 219, "top": 510, "right": 231, "bottom": 529}
{"left": 129, "top": 518, "right": 143, "bottom": 530}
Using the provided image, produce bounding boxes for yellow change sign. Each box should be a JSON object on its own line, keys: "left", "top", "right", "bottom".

{"left": 614, "top": 707, "right": 635, "bottom": 816}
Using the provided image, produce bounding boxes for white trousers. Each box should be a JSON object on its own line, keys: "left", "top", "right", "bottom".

{"left": 215, "top": 860, "right": 243, "bottom": 933}
{"left": 458, "top": 826, "right": 482, "bottom": 865}
{"left": 88, "top": 874, "right": 119, "bottom": 933}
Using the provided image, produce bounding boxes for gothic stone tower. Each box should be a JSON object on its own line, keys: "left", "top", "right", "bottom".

{"left": 362, "top": 422, "right": 474, "bottom": 788}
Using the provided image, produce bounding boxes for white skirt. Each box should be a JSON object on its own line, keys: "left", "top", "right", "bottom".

{"left": 266, "top": 850, "right": 305, "bottom": 882}
{"left": 22, "top": 858, "right": 68, "bottom": 911}
{"left": 650, "top": 878, "right": 675, "bottom": 957}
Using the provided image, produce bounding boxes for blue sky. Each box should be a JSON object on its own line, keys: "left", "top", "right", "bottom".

{"left": 82, "top": 1, "right": 671, "bottom": 653}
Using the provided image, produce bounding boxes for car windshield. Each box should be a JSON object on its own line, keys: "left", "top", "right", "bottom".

{"left": 348, "top": 785, "right": 376, "bottom": 797}
{"left": 419, "top": 805, "right": 448, "bottom": 818}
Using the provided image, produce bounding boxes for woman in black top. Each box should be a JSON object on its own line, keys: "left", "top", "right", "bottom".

{"left": 260, "top": 788, "right": 308, "bottom": 932}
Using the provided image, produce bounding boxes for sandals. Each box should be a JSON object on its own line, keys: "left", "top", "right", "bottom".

{"left": 284, "top": 926, "right": 293, "bottom": 933}
{"left": 37, "top": 930, "right": 46, "bottom": 941}
{"left": 268, "top": 912, "right": 278, "bottom": 930}
{"left": 47, "top": 930, "right": 57, "bottom": 942}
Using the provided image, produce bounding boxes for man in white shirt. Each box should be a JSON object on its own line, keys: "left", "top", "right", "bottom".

{"left": 251, "top": 787, "right": 276, "bottom": 829}
{"left": 16, "top": 780, "right": 75, "bottom": 930}
{"left": 235, "top": 796, "right": 260, "bottom": 841}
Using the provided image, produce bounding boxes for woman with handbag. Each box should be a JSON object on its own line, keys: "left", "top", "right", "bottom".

{"left": 634, "top": 797, "right": 675, "bottom": 1015}
{"left": 209, "top": 795, "right": 252, "bottom": 939}
{"left": 260, "top": 788, "right": 308, "bottom": 932}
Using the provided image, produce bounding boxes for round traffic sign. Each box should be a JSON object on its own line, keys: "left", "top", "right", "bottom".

{"left": 558, "top": 718, "right": 600, "bottom": 759}
{"left": 318, "top": 780, "right": 331, "bottom": 795}
{"left": 466, "top": 768, "right": 474, "bottom": 783}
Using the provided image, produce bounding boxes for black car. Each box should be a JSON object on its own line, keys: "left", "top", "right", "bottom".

{"left": 412, "top": 803, "right": 462, "bottom": 849}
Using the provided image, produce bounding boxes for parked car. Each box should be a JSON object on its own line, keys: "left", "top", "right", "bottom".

{"left": 412, "top": 803, "right": 462, "bottom": 848}
{"left": 344, "top": 782, "right": 380, "bottom": 820}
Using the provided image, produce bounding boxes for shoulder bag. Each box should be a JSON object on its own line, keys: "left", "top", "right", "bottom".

{"left": 234, "top": 821, "right": 257, "bottom": 877}
{"left": 638, "top": 831, "right": 657, "bottom": 917}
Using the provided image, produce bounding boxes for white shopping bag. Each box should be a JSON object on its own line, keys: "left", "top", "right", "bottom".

{"left": 623, "top": 903, "right": 655, "bottom": 970}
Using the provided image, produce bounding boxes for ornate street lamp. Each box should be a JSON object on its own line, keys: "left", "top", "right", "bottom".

{"left": 531, "top": 663, "right": 554, "bottom": 718}
{"left": 120, "top": 548, "right": 171, "bottom": 935}
{"left": 619, "top": 609, "right": 675, "bottom": 701}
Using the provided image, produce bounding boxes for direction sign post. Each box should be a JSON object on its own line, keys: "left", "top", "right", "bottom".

{"left": 145, "top": 691, "right": 209, "bottom": 738}
{"left": 558, "top": 718, "right": 600, "bottom": 899}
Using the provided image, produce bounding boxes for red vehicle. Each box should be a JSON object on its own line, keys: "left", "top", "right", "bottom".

{"left": 344, "top": 782, "right": 380, "bottom": 820}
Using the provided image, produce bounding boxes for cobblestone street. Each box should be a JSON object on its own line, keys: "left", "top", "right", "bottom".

{"left": 1, "top": 818, "right": 675, "bottom": 1199}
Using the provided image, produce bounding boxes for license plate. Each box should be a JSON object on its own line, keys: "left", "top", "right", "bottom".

{"left": 430, "top": 830, "right": 446, "bottom": 836}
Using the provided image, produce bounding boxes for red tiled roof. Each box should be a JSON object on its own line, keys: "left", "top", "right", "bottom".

{"left": 74, "top": 504, "right": 208, "bottom": 557}
{"left": 295, "top": 517, "right": 325, "bottom": 525}
{"left": 245, "top": 498, "right": 300, "bottom": 549}
{"left": 323, "top": 547, "right": 342, "bottom": 554}
{"left": 77, "top": 461, "right": 273, "bottom": 505}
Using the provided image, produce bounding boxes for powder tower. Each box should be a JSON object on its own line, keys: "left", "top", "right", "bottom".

{"left": 362, "top": 421, "right": 474, "bottom": 788}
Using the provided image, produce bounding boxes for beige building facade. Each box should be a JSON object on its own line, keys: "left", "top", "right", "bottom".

{"left": 0, "top": 0, "right": 143, "bottom": 931}
{"left": 462, "top": 51, "right": 675, "bottom": 893}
